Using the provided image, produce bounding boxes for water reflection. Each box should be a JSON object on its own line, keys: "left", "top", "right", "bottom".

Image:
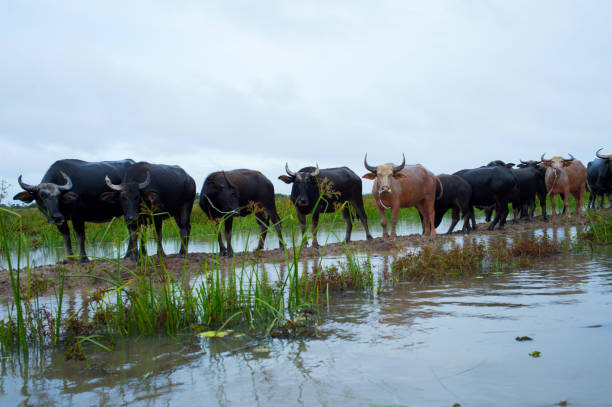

{"left": 1, "top": 246, "right": 611, "bottom": 406}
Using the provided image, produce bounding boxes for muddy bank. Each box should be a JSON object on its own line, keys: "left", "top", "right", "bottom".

{"left": 0, "top": 213, "right": 595, "bottom": 298}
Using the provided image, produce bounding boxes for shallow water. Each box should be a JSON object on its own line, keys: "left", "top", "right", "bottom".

{"left": 1, "top": 244, "right": 611, "bottom": 406}
{"left": 3, "top": 215, "right": 468, "bottom": 268}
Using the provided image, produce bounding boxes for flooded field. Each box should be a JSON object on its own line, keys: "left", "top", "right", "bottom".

{"left": 1, "top": 244, "right": 611, "bottom": 406}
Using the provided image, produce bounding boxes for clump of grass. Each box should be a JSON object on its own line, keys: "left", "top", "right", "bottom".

{"left": 392, "top": 236, "right": 561, "bottom": 283}
{"left": 579, "top": 211, "right": 612, "bottom": 245}
{"left": 392, "top": 242, "right": 486, "bottom": 282}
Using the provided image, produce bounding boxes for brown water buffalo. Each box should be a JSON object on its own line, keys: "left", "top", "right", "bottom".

{"left": 540, "top": 154, "right": 587, "bottom": 216}
{"left": 363, "top": 154, "right": 440, "bottom": 237}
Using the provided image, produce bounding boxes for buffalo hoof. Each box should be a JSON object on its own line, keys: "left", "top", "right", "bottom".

{"left": 312, "top": 241, "right": 320, "bottom": 249}
{"left": 78, "top": 257, "right": 90, "bottom": 264}
{"left": 366, "top": 234, "right": 373, "bottom": 241}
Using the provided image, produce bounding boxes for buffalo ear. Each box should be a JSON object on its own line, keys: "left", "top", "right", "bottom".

{"left": 278, "top": 175, "right": 294, "bottom": 184}
{"left": 61, "top": 192, "right": 79, "bottom": 203}
{"left": 393, "top": 173, "right": 408, "bottom": 179}
{"left": 563, "top": 161, "right": 573, "bottom": 167}
{"left": 99, "top": 191, "right": 119, "bottom": 203}
{"left": 505, "top": 163, "right": 515, "bottom": 168}
{"left": 13, "top": 191, "right": 35, "bottom": 203}
{"left": 540, "top": 162, "right": 551, "bottom": 168}
{"left": 362, "top": 173, "right": 377, "bottom": 180}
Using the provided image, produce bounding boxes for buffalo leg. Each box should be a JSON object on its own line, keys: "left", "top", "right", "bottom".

{"left": 297, "top": 210, "right": 308, "bottom": 246}
{"left": 311, "top": 211, "right": 321, "bottom": 248}
{"left": 72, "top": 220, "right": 89, "bottom": 263}
{"left": 224, "top": 217, "right": 234, "bottom": 257}
{"left": 57, "top": 222, "right": 73, "bottom": 258}
{"left": 376, "top": 201, "right": 389, "bottom": 238}
{"left": 447, "top": 207, "right": 460, "bottom": 234}
{"left": 255, "top": 211, "right": 268, "bottom": 251}
{"left": 175, "top": 204, "right": 192, "bottom": 255}
{"left": 550, "top": 194, "right": 558, "bottom": 216}
{"left": 389, "top": 202, "right": 400, "bottom": 238}
{"left": 562, "top": 189, "right": 570, "bottom": 216}
{"left": 350, "top": 200, "right": 373, "bottom": 240}
{"left": 153, "top": 216, "right": 166, "bottom": 257}
{"left": 488, "top": 198, "right": 504, "bottom": 230}
{"left": 215, "top": 220, "right": 228, "bottom": 256}
{"left": 342, "top": 206, "right": 352, "bottom": 243}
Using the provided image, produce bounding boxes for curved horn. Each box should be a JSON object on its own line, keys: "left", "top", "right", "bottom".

{"left": 312, "top": 164, "right": 320, "bottom": 176}
{"left": 222, "top": 171, "right": 235, "bottom": 189}
{"left": 520, "top": 159, "right": 529, "bottom": 165}
{"left": 58, "top": 171, "right": 73, "bottom": 191}
{"left": 138, "top": 171, "right": 151, "bottom": 190}
{"left": 393, "top": 153, "right": 406, "bottom": 173}
{"left": 105, "top": 175, "right": 123, "bottom": 191}
{"left": 540, "top": 153, "right": 551, "bottom": 163}
{"left": 596, "top": 148, "right": 611, "bottom": 159}
{"left": 18, "top": 175, "right": 39, "bottom": 193}
{"left": 285, "top": 163, "right": 296, "bottom": 177}
{"left": 364, "top": 154, "right": 377, "bottom": 173}
{"left": 564, "top": 153, "right": 575, "bottom": 162}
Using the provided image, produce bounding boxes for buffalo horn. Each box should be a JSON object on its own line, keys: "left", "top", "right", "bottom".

{"left": 520, "top": 159, "right": 529, "bottom": 165}
{"left": 364, "top": 154, "right": 377, "bottom": 173}
{"left": 313, "top": 164, "right": 320, "bottom": 176}
{"left": 18, "top": 175, "right": 39, "bottom": 193}
{"left": 138, "top": 171, "right": 151, "bottom": 190}
{"left": 58, "top": 171, "right": 73, "bottom": 191}
{"left": 285, "top": 163, "right": 297, "bottom": 177}
{"left": 540, "top": 153, "right": 551, "bottom": 163}
{"left": 105, "top": 176, "right": 123, "bottom": 191}
{"left": 393, "top": 153, "right": 406, "bottom": 173}
{"left": 596, "top": 148, "right": 611, "bottom": 159}
{"left": 565, "top": 153, "right": 575, "bottom": 162}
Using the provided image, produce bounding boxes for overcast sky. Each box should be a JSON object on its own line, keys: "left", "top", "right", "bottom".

{"left": 2, "top": 0, "right": 611, "bottom": 202}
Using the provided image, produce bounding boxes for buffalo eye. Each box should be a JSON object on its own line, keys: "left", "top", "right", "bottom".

{"left": 39, "top": 191, "right": 48, "bottom": 199}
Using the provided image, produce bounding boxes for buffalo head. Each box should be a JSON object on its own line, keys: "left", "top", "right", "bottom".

{"left": 13, "top": 171, "right": 77, "bottom": 225}
{"left": 102, "top": 172, "right": 151, "bottom": 224}
{"left": 362, "top": 154, "right": 406, "bottom": 195}
{"left": 278, "top": 163, "right": 321, "bottom": 209}
{"left": 540, "top": 153, "right": 575, "bottom": 169}
{"left": 200, "top": 171, "right": 240, "bottom": 216}
{"left": 486, "top": 160, "right": 515, "bottom": 168}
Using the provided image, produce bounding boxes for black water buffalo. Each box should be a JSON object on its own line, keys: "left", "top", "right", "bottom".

{"left": 279, "top": 164, "right": 373, "bottom": 247}
{"left": 13, "top": 159, "right": 135, "bottom": 262}
{"left": 587, "top": 149, "right": 612, "bottom": 209}
{"left": 431, "top": 174, "right": 473, "bottom": 234}
{"left": 487, "top": 160, "right": 548, "bottom": 222}
{"left": 454, "top": 166, "right": 519, "bottom": 230}
{"left": 102, "top": 161, "right": 196, "bottom": 261}
{"left": 199, "top": 169, "right": 283, "bottom": 257}
{"left": 516, "top": 159, "right": 548, "bottom": 220}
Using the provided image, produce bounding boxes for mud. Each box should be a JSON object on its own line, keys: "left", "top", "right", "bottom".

{"left": 0, "top": 213, "right": 594, "bottom": 297}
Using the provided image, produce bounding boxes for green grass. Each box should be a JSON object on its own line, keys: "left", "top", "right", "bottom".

{"left": 1, "top": 194, "right": 424, "bottom": 251}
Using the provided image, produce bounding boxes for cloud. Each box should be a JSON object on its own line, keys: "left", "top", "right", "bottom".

{"left": 1, "top": 0, "right": 612, "bottom": 202}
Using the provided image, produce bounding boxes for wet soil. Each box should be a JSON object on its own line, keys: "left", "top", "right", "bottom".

{"left": 0, "top": 213, "right": 596, "bottom": 297}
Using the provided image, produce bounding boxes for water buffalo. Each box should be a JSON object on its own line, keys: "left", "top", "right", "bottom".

{"left": 454, "top": 165, "right": 519, "bottom": 230}
{"left": 516, "top": 159, "right": 548, "bottom": 221}
{"left": 102, "top": 161, "right": 196, "bottom": 261}
{"left": 363, "top": 154, "right": 440, "bottom": 237}
{"left": 540, "top": 154, "right": 587, "bottom": 216}
{"left": 431, "top": 174, "right": 473, "bottom": 234}
{"left": 587, "top": 149, "right": 612, "bottom": 209}
{"left": 13, "top": 159, "right": 135, "bottom": 262}
{"left": 200, "top": 169, "right": 283, "bottom": 257}
{"left": 279, "top": 164, "right": 373, "bottom": 248}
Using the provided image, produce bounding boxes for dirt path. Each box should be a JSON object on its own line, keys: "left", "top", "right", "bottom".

{"left": 0, "top": 213, "right": 596, "bottom": 298}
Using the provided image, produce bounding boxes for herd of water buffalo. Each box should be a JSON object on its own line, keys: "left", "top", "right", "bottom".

{"left": 11, "top": 149, "right": 612, "bottom": 263}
